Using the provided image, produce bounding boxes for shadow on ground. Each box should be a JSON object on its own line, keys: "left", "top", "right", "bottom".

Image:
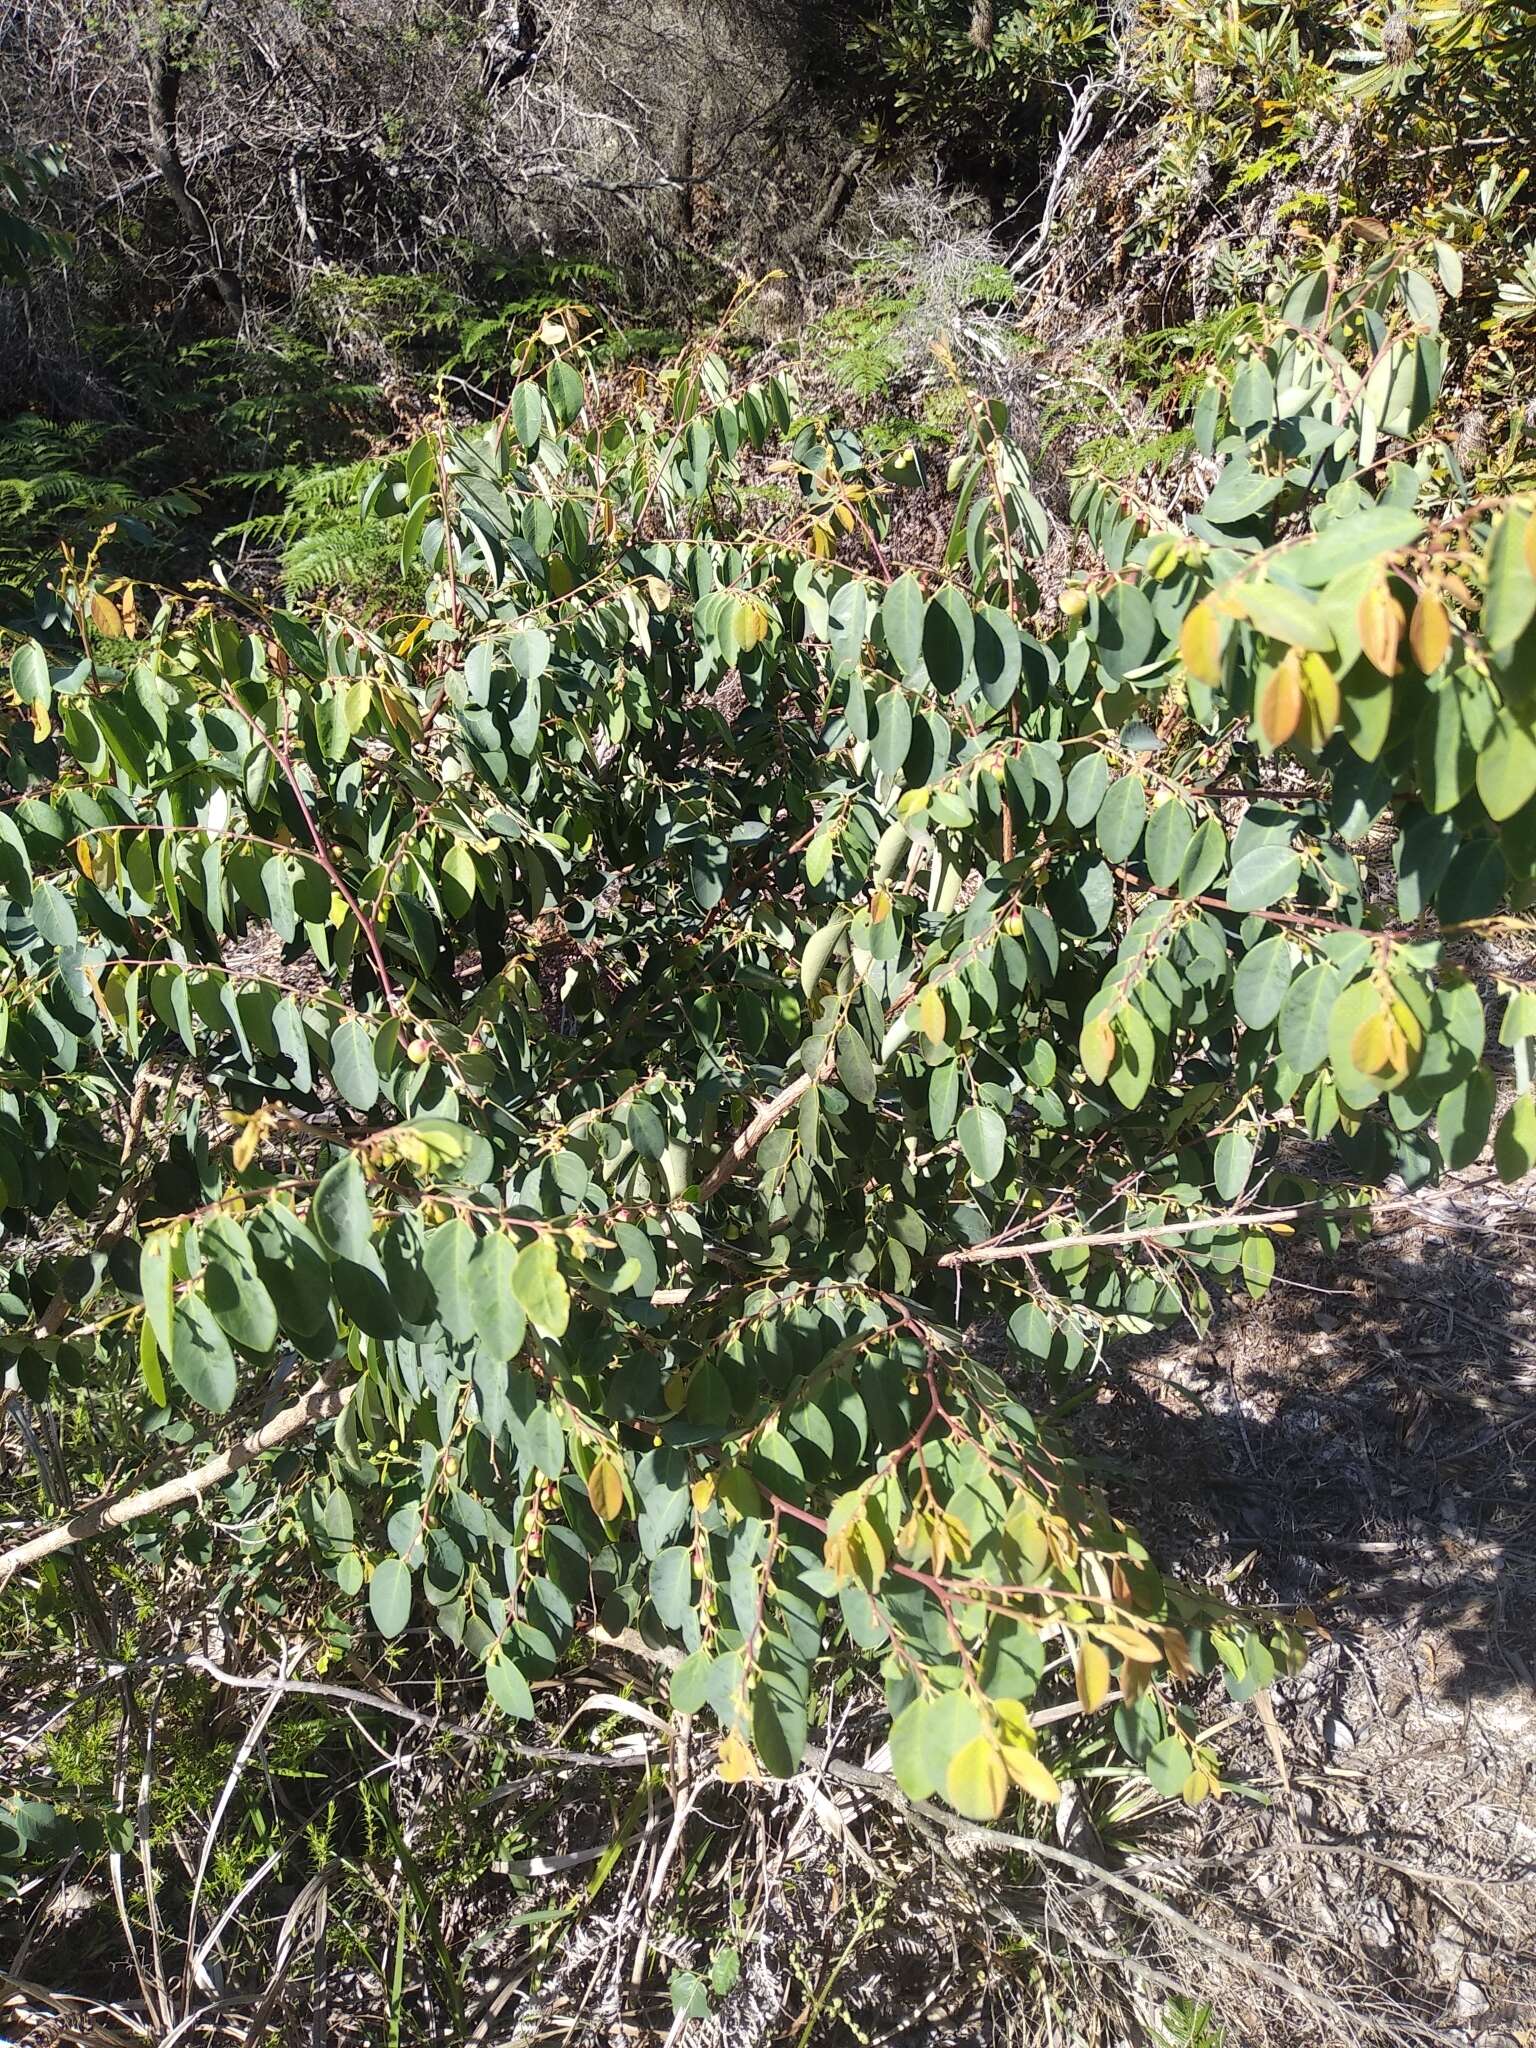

{"left": 1065, "top": 1186, "right": 1536, "bottom": 2046}
{"left": 1084, "top": 1205, "right": 1536, "bottom": 1709}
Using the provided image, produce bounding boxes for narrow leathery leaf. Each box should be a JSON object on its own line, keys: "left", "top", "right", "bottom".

{"left": 1484, "top": 508, "right": 1536, "bottom": 652}
{"left": 1213, "top": 1126, "right": 1257, "bottom": 1202}
{"left": 650, "top": 1547, "right": 694, "bottom": 1632}
{"left": 486, "top": 1655, "right": 535, "bottom": 1719}
{"left": 1474, "top": 712, "right": 1536, "bottom": 822}
{"left": 1065, "top": 752, "right": 1109, "bottom": 828}
{"left": 1232, "top": 580, "right": 1332, "bottom": 650}
{"left": 628, "top": 1097, "right": 667, "bottom": 1163}
{"left": 329, "top": 1017, "right": 379, "bottom": 1112}
{"left": 922, "top": 587, "right": 975, "bottom": 693}
{"left": 1080, "top": 1008, "right": 1117, "bottom": 1084}
{"left": 170, "top": 1293, "right": 237, "bottom": 1415}
{"left": 1002, "top": 1743, "right": 1060, "bottom": 1807}
{"left": 1107, "top": 1004, "right": 1157, "bottom": 1110}
{"left": 30, "top": 880, "right": 77, "bottom": 950}
{"left": 928, "top": 1061, "right": 960, "bottom": 1141}
{"left": 1256, "top": 652, "right": 1303, "bottom": 749}
{"left": 1234, "top": 935, "right": 1293, "bottom": 1028}
{"left": 717, "top": 1731, "right": 760, "bottom": 1783}
{"left": 469, "top": 1230, "right": 526, "bottom": 1361}
{"left": 1350, "top": 1007, "right": 1392, "bottom": 1078}
{"left": 1356, "top": 577, "right": 1403, "bottom": 676}
{"left": 957, "top": 1102, "right": 1006, "bottom": 1183}
{"left": 201, "top": 1214, "right": 279, "bottom": 1353}
{"left": 139, "top": 1317, "right": 167, "bottom": 1407}
{"left": 870, "top": 818, "right": 908, "bottom": 884}
{"left": 800, "top": 916, "right": 845, "bottom": 998}
{"left": 1176, "top": 816, "right": 1226, "bottom": 899}
{"left": 1096, "top": 775, "right": 1146, "bottom": 862}
{"left": 11, "top": 639, "right": 50, "bottom": 709}
{"left": 139, "top": 1231, "right": 177, "bottom": 1359}
{"left": 1279, "top": 961, "right": 1341, "bottom": 1072}
{"left": 835, "top": 1023, "right": 877, "bottom": 1103}
{"left": 1076, "top": 1640, "right": 1111, "bottom": 1714}
{"left": 511, "top": 383, "right": 544, "bottom": 449}
{"left": 1179, "top": 601, "right": 1224, "bottom": 685}
{"left": 881, "top": 573, "right": 926, "bottom": 677}
{"left": 872, "top": 689, "right": 913, "bottom": 779}
{"left": 421, "top": 1212, "right": 475, "bottom": 1343}
{"left": 1146, "top": 1736, "right": 1193, "bottom": 1798}
{"left": 586, "top": 1457, "right": 625, "bottom": 1522}
{"left": 1226, "top": 844, "right": 1301, "bottom": 912}
{"left": 945, "top": 1733, "right": 1009, "bottom": 1822}
{"left": 1494, "top": 1096, "right": 1536, "bottom": 1183}
{"left": 525, "top": 1403, "right": 565, "bottom": 1480}
{"left": 1297, "top": 651, "right": 1341, "bottom": 752}
{"left": 889, "top": 1699, "right": 938, "bottom": 1801}
{"left": 369, "top": 1556, "right": 412, "bottom": 1639}
{"left": 1242, "top": 1232, "right": 1276, "bottom": 1297}
{"left": 513, "top": 1236, "right": 570, "bottom": 1338}
{"left": 1409, "top": 591, "right": 1451, "bottom": 673}
{"left": 311, "top": 1155, "right": 373, "bottom": 1262}
{"left": 1145, "top": 797, "right": 1194, "bottom": 887}
{"left": 670, "top": 1652, "right": 712, "bottom": 1718}
{"left": 1438, "top": 1068, "right": 1495, "bottom": 1170}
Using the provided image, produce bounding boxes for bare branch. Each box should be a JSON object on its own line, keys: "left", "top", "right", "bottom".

{"left": 0, "top": 1366, "right": 351, "bottom": 1588}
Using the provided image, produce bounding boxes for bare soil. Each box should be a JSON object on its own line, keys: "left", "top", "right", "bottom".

{"left": 1075, "top": 1167, "right": 1536, "bottom": 2048}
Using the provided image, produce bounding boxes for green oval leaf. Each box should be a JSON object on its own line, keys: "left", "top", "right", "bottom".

{"left": 957, "top": 1101, "right": 1006, "bottom": 1184}
{"left": 369, "top": 1555, "right": 413, "bottom": 1639}
{"left": 170, "top": 1293, "right": 237, "bottom": 1415}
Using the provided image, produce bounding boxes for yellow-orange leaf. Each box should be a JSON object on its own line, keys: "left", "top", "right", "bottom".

{"left": 1076, "top": 1638, "right": 1112, "bottom": 1714}
{"left": 1256, "top": 652, "right": 1303, "bottom": 748}
{"left": 1356, "top": 577, "right": 1404, "bottom": 676}
{"left": 717, "top": 1730, "right": 760, "bottom": 1782}
{"left": 1081, "top": 1009, "right": 1117, "bottom": 1084}
{"left": 1098, "top": 1621, "right": 1165, "bottom": 1664}
{"left": 89, "top": 592, "right": 124, "bottom": 637}
{"left": 1297, "top": 651, "right": 1341, "bottom": 752}
{"left": 1179, "top": 601, "right": 1224, "bottom": 686}
{"left": 1002, "top": 1742, "right": 1061, "bottom": 1806}
{"left": 1349, "top": 1009, "right": 1395, "bottom": 1078}
{"left": 919, "top": 985, "right": 947, "bottom": 1045}
{"left": 735, "top": 599, "right": 768, "bottom": 650}
{"left": 1162, "top": 1628, "right": 1195, "bottom": 1680}
{"left": 824, "top": 1511, "right": 887, "bottom": 1592}
{"left": 232, "top": 1114, "right": 264, "bottom": 1174}
{"left": 1390, "top": 996, "right": 1424, "bottom": 1062}
{"left": 945, "top": 1733, "right": 1009, "bottom": 1822}
{"left": 586, "top": 1456, "right": 624, "bottom": 1522}
{"left": 1409, "top": 591, "right": 1451, "bottom": 674}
